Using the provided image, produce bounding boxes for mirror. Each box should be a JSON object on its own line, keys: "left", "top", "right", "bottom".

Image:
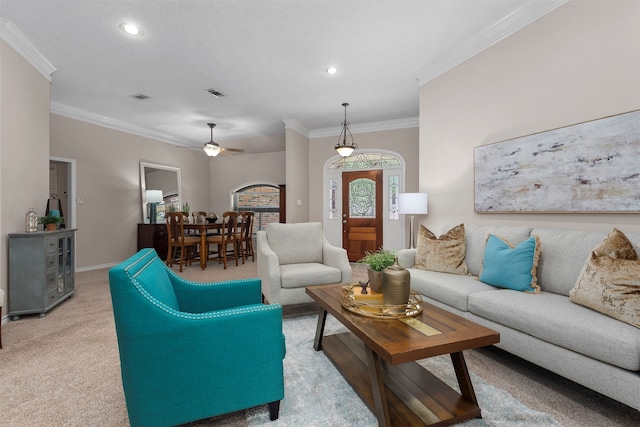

{"left": 140, "top": 162, "right": 182, "bottom": 224}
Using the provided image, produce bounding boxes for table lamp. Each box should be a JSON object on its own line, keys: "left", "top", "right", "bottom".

{"left": 145, "top": 190, "right": 164, "bottom": 224}
{"left": 398, "top": 193, "right": 429, "bottom": 249}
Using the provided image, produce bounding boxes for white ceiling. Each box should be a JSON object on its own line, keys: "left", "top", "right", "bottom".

{"left": 0, "top": 0, "right": 566, "bottom": 154}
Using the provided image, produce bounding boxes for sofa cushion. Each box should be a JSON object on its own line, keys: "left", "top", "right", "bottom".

{"left": 463, "top": 225, "right": 532, "bottom": 276}
{"left": 570, "top": 228, "right": 640, "bottom": 328}
{"left": 479, "top": 234, "right": 541, "bottom": 293}
{"left": 408, "top": 268, "right": 497, "bottom": 312}
{"left": 280, "top": 263, "right": 342, "bottom": 288}
{"left": 414, "top": 224, "right": 469, "bottom": 275}
{"left": 532, "top": 228, "right": 610, "bottom": 296}
{"left": 266, "top": 222, "right": 323, "bottom": 265}
{"left": 468, "top": 290, "right": 640, "bottom": 371}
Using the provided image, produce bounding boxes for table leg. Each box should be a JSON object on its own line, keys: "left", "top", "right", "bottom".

{"left": 450, "top": 351, "right": 479, "bottom": 406}
{"left": 200, "top": 232, "right": 206, "bottom": 269}
{"left": 366, "top": 347, "right": 391, "bottom": 427}
{"left": 313, "top": 308, "right": 328, "bottom": 351}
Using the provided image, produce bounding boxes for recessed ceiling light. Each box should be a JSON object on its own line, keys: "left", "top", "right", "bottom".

{"left": 120, "top": 23, "right": 142, "bottom": 36}
{"left": 325, "top": 67, "right": 339, "bottom": 75}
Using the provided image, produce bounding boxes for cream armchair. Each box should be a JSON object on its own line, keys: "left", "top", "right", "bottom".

{"left": 257, "top": 222, "right": 352, "bottom": 305}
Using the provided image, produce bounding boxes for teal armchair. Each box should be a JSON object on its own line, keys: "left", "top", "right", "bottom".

{"left": 109, "top": 249, "right": 285, "bottom": 427}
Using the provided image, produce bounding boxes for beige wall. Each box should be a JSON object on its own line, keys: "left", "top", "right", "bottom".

{"left": 209, "top": 150, "right": 285, "bottom": 217}
{"left": 1, "top": 40, "right": 51, "bottom": 310}
{"left": 285, "top": 128, "right": 310, "bottom": 223}
{"left": 50, "top": 115, "right": 211, "bottom": 269}
{"left": 420, "top": 0, "right": 640, "bottom": 235}
{"left": 308, "top": 126, "right": 420, "bottom": 223}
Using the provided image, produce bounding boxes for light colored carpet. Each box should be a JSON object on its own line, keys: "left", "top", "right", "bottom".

{"left": 0, "top": 260, "right": 637, "bottom": 426}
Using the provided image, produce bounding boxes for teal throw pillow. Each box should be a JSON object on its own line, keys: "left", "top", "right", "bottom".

{"left": 479, "top": 234, "right": 541, "bottom": 293}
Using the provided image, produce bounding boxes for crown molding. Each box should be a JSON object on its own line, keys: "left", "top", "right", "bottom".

{"left": 51, "top": 102, "right": 185, "bottom": 146}
{"left": 310, "top": 116, "right": 419, "bottom": 139}
{"left": 0, "top": 17, "right": 56, "bottom": 80}
{"left": 414, "top": 0, "right": 568, "bottom": 86}
{"left": 282, "top": 119, "right": 310, "bottom": 138}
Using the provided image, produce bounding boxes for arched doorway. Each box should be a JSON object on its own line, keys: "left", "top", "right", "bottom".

{"left": 323, "top": 150, "right": 406, "bottom": 257}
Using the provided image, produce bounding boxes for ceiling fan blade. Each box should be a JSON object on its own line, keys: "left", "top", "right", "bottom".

{"left": 221, "top": 147, "right": 245, "bottom": 153}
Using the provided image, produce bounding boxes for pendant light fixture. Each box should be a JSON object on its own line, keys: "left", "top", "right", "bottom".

{"left": 334, "top": 102, "right": 357, "bottom": 157}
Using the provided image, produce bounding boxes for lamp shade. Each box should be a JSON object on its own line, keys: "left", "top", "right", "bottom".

{"left": 398, "top": 193, "right": 428, "bottom": 215}
{"left": 145, "top": 190, "right": 164, "bottom": 203}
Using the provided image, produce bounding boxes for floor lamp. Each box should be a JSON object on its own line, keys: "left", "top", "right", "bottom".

{"left": 145, "top": 190, "right": 164, "bottom": 224}
{"left": 398, "top": 193, "right": 429, "bottom": 249}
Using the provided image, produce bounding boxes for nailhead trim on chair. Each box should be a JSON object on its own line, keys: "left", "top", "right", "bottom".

{"left": 124, "top": 252, "right": 278, "bottom": 320}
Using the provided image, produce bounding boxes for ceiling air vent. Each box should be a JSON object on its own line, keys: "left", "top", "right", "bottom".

{"left": 129, "top": 93, "right": 150, "bottom": 100}
{"left": 206, "top": 88, "right": 225, "bottom": 98}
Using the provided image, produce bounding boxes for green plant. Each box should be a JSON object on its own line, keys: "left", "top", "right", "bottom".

{"left": 356, "top": 248, "right": 396, "bottom": 271}
{"left": 38, "top": 215, "right": 63, "bottom": 225}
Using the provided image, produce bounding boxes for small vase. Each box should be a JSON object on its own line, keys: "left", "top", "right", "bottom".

{"left": 25, "top": 208, "right": 38, "bottom": 232}
{"left": 45, "top": 223, "right": 57, "bottom": 231}
{"left": 382, "top": 256, "right": 410, "bottom": 307}
{"left": 367, "top": 268, "right": 384, "bottom": 293}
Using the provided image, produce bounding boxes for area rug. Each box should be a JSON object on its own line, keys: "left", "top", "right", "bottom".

{"left": 246, "top": 315, "right": 563, "bottom": 427}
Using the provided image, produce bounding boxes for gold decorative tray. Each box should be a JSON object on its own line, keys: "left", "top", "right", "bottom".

{"left": 340, "top": 285, "right": 423, "bottom": 319}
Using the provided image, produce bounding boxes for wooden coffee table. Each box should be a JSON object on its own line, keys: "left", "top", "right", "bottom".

{"left": 306, "top": 283, "right": 500, "bottom": 427}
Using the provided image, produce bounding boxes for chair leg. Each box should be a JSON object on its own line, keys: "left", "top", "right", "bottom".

{"left": 233, "top": 242, "right": 238, "bottom": 266}
{"left": 237, "top": 240, "right": 245, "bottom": 264}
{"left": 268, "top": 400, "right": 280, "bottom": 421}
{"left": 248, "top": 238, "right": 255, "bottom": 262}
{"left": 221, "top": 243, "right": 227, "bottom": 269}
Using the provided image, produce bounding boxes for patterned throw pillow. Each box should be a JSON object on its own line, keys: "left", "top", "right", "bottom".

{"left": 570, "top": 228, "right": 640, "bottom": 328}
{"left": 479, "top": 234, "right": 541, "bottom": 293}
{"left": 414, "top": 224, "right": 469, "bottom": 275}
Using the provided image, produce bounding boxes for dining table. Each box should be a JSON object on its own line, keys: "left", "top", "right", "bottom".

{"left": 183, "top": 222, "right": 222, "bottom": 269}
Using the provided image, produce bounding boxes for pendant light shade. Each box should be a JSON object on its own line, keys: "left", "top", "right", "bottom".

{"left": 334, "top": 102, "right": 357, "bottom": 157}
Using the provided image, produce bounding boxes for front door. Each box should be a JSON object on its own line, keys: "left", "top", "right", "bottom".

{"left": 342, "top": 170, "right": 383, "bottom": 262}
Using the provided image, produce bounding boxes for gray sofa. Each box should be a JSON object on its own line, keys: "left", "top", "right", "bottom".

{"left": 397, "top": 224, "right": 640, "bottom": 410}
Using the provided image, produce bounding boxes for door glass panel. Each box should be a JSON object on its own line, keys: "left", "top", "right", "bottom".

{"left": 329, "top": 178, "right": 338, "bottom": 220}
{"left": 349, "top": 178, "right": 376, "bottom": 218}
{"left": 389, "top": 175, "right": 399, "bottom": 220}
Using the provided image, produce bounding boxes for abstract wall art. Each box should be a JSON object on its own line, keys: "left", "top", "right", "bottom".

{"left": 474, "top": 110, "right": 640, "bottom": 213}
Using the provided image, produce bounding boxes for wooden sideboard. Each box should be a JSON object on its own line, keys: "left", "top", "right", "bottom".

{"left": 137, "top": 223, "right": 168, "bottom": 260}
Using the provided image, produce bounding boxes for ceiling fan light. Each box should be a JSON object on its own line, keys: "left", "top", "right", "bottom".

{"left": 203, "top": 143, "right": 221, "bottom": 157}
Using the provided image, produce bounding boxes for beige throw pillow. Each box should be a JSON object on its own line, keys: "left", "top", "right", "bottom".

{"left": 414, "top": 224, "right": 469, "bottom": 275}
{"left": 570, "top": 228, "right": 640, "bottom": 328}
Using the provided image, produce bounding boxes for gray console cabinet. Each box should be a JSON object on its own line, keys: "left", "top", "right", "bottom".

{"left": 8, "top": 229, "right": 76, "bottom": 320}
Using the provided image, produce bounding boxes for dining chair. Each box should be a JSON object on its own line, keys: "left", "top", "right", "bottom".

{"left": 166, "top": 212, "right": 200, "bottom": 272}
{"left": 206, "top": 211, "right": 239, "bottom": 269}
{"left": 237, "top": 211, "right": 255, "bottom": 263}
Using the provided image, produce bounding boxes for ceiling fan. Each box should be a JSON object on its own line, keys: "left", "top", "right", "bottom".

{"left": 202, "top": 123, "right": 245, "bottom": 157}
